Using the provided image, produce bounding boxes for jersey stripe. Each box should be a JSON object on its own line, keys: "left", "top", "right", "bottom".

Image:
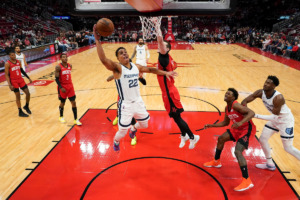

{"left": 117, "top": 100, "right": 131, "bottom": 127}
{"left": 115, "top": 79, "right": 124, "bottom": 100}
{"left": 115, "top": 80, "right": 122, "bottom": 100}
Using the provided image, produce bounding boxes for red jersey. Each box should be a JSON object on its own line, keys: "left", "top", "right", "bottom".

{"left": 157, "top": 54, "right": 176, "bottom": 91}
{"left": 59, "top": 63, "right": 72, "bottom": 85}
{"left": 225, "top": 101, "right": 254, "bottom": 129}
{"left": 8, "top": 60, "right": 23, "bottom": 80}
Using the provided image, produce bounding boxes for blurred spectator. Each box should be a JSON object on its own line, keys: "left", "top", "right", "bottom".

{"left": 24, "top": 37, "right": 32, "bottom": 48}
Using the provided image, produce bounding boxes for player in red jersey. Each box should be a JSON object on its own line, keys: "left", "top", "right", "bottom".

{"left": 154, "top": 24, "right": 200, "bottom": 149}
{"left": 5, "top": 51, "right": 32, "bottom": 117}
{"left": 55, "top": 54, "right": 82, "bottom": 125}
{"left": 204, "top": 88, "right": 256, "bottom": 192}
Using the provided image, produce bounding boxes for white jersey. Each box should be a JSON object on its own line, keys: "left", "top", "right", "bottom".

{"left": 262, "top": 90, "right": 291, "bottom": 114}
{"left": 136, "top": 45, "right": 147, "bottom": 61}
{"left": 115, "top": 63, "right": 141, "bottom": 102}
{"left": 16, "top": 53, "right": 25, "bottom": 71}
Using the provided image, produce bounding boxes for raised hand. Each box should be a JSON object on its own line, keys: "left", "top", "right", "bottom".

{"left": 165, "top": 71, "right": 178, "bottom": 80}
{"left": 93, "top": 24, "right": 101, "bottom": 41}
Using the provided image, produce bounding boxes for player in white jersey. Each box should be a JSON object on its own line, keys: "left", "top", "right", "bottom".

{"left": 15, "top": 46, "right": 30, "bottom": 95}
{"left": 93, "top": 25, "right": 177, "bottom": 151}
{"left": 130, "top": 38, "right": 149, "bottom": 85}
{"left": 242, "top": 75, "right": 300, "bottom": 170}
{"left": 15, "top": 46, "right": 30, "bottom": 73}
{"left": 131, "top": 38, "right": 150, "bottom": 67}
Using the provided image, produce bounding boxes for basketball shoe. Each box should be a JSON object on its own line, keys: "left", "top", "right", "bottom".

{"left": 19, "top": 109, "right": 29, "bottom": 117}
{"left": 131, "top": 136, "right": 137, "bottom": 146}
{"left": 113, "top": 116, "right": 118, "bottom": 126}
{"left": 179, "top": 135, "right": 189, "bottom": 148}
{"left": 23, "top": 105, "right": 31, "bottom": 114}
{"left": 59, "top": 117, "right": 66, "bottom": 123}
{"left": 203, "top": 159, "right": 222, "bottom": 168}
{"left": 129, "top": 126, "right": 137, "bottom": 139}
{"left": 234, "top": 178, "right": 254, "bottom": 192}
{"left": 189, "top": 135, "right": 200, "bottom": 149}
{"left": 74, "top": 119, "right": 82, "bottom": 126}
{"left": 255, "top": 163, "right": 276, "bottom": 171}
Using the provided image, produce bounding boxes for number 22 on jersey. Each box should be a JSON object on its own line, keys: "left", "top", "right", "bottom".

{"left": 129, "top": 79, "right": 138, "bottom": 88}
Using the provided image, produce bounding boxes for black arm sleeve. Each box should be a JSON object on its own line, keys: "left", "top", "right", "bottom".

{"left": 20, "top": 68, "right": 30, "bottom": 79}
{"left": 55, "top": 77, "right": 63, "bottom": 88}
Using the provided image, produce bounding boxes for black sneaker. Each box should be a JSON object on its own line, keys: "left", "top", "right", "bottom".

{"left": 23, "top": 106, "right": 32, "bottom": 114}
{"left": 138, "top": 77, "right": 147, "bottom": 85}
{"left": 19, "top": 110, "right": 29, "bottom": 117}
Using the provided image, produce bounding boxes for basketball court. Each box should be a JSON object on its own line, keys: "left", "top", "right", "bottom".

{"left": 1, "top": 0, "right": 300, "bottom": 199}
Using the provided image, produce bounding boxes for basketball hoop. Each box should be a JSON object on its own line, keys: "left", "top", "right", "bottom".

{"left": 139, "top": 16, "right": 162, "bottom": 41}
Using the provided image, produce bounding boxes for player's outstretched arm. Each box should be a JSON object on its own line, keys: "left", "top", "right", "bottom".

{"left": 93, "top": 25, "right": 120, "bottom": 72}
{"left": 130, "top": 46, "right": 137, "bottom": 60}
{"left": 153, "top": 18, "right": 168, "bottom": 55}
{"left": 137, "top": 64, "right": 177, "bottom": 80}
{"left": 205, "top": 113, "right": 230, "bottom": 129}
{"left": 5, "top": 62, "right": 14, "bottom": 91}
{"left": 241, "top": 89, "right": 263, "bottom": 106}
{"left": 231, "top": 102, "right": 255, "bottom": 129}
{"left": 253, "top": 94, "right": 284, "bottom": 121}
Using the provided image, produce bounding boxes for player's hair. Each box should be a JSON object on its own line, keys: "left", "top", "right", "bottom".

{"left": 267, "top": 75, "right": 279, "bottom": 86}
{"left": 7, "top": 50, "right": 15, "bottom": 55}
{"left": 115, "top": 47, "right": 126, "bottom": 57}
{"left": 15, "top": 46, "right": 20, "bottom": 49}
{"left": 228, "top": 88, "right": 239, "bottom": 100}
{"left": 138, "top": 37, "right": 144, "bottom": 41}
{"left": 164, "top": 41, "right": 171, "bottom": 50}
{"left": 60, "top": 53, "right": 67, "bottom": 58}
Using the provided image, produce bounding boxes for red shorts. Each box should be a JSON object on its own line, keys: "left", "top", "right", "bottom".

{"left": 162, "top": 86, "right": 183, "bottom": 117}
{"left": 58, "top": 84, "right": 75, "bottom": 100}
{"left": 11, "top": 78, "right": 26, "bottom": 89}
{"left": 228, "top": 122, "right": 256, "bottom": 149}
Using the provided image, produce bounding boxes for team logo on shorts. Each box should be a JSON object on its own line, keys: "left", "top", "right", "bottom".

{"left": 285, "top": 127, "right": 293, "bottom": 135}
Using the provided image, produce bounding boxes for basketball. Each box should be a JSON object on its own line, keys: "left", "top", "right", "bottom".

{"left": 95, "top": 18, "right": 114, "bottom": 37}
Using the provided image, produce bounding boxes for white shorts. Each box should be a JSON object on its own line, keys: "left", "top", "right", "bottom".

{"left": 264, "top": 113, "right": 294, "bottom": 139}
{"left": 118, "top": 98, "right": 150, "bottom": 128}
{"left": 136, "top": 59, "right": 147, "bottom": 67}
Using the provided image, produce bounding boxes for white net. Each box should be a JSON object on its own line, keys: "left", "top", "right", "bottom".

{"left": 139, "top": 16, "right": 162, "bottom": 41}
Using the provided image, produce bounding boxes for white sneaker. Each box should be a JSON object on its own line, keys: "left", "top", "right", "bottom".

{"left": 189, "top": 135, "right": 200, "bottom": 149}
{"left": 74, "top": 119, "right": 82, "bottom": 126}
{"left": 59, "top": 117, "right": 66, "bottom": 123}
{"left": 256, "top": 163, "right": 276, "bottom": 171}
{"left": 179, "top": 135, "right": 189, "bottom": 148}
{"left": 20, "top": 91, "right": 24, "bottom": 95}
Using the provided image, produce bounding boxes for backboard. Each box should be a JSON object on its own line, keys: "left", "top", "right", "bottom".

{"left": 69, "top": 0, "right": 237, "bottom": 16}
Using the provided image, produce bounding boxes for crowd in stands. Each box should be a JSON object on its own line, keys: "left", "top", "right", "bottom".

{"left": 1, "top": 0, "right": 300, "bottom": 61}
{"left": 55, "top": 30, "right": 96, "bottom": 52}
